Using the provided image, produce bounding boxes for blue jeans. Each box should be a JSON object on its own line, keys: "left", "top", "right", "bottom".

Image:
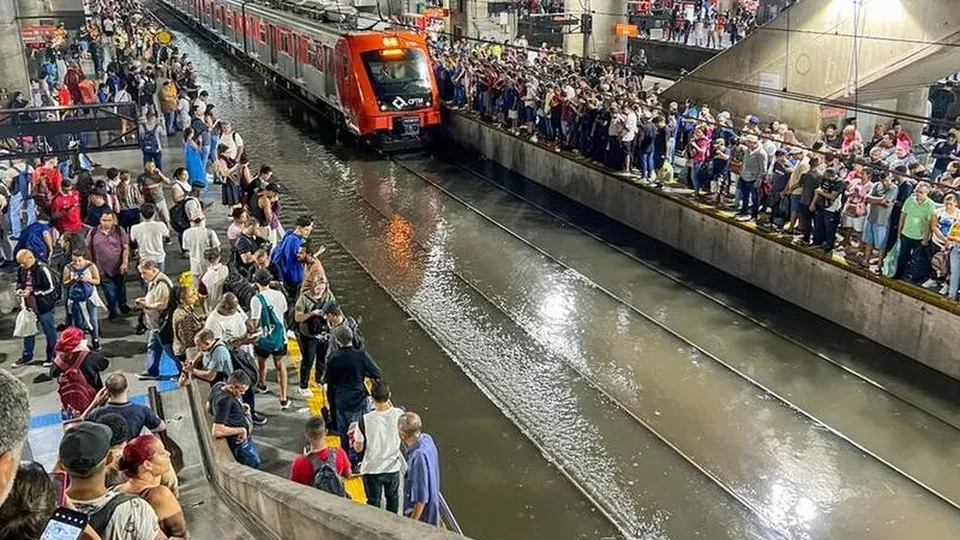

{"left": 231, "top": 437, "right": 261, "bottom": 469}
{"left": 67, "top": 299, "right": 100, "bottom": 340}
{"left": 24, "top": 310, "right": 57, "bottom": 362}
{"left": 145, "top": 330, "right": 178, "bottom": 377}
{"left": 8, "top": 195, "right": 36, "bottom": 239}
{"left": 142, "top": 151, "right": 162, "bottom": 170}
{"left": 949, "top": 247, "right": 960, "bottom": 299}
{"left": 738, "top": 178, "right": 759, "bottom": 217}
{"left": 336, "top": 405, "right": 366, "bottom": 467}
{"left": 691, "top": 162, "right": 704, "bottom": 192}
{"left": 100, "top": 274, "right": 128, "bottom": 316}
{"left": 638, "top": 151, "right": 654, "bottom": 178}
{"left": 163, "top": 111, "right": 176, "bottom": 134}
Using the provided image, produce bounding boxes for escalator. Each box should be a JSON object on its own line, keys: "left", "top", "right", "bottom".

{"left": 661, "top": 0, "right": 960, "bottom": 137}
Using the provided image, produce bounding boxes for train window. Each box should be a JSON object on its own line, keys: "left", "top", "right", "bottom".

{"left": 314, "top": 41, "right": 324, "bottom": 71}
{"left": 259, "top": 24, "right": 267, "bottom": 43}
{"left": 359, "top": 49, "right": 433, "bottom": 109}
{"left": 280, "top": 32, "right": 289, "bottom": 55}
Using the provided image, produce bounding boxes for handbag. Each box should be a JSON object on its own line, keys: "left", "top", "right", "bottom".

{"left": 14, "top": 303, "right": 37, "bottom": 338}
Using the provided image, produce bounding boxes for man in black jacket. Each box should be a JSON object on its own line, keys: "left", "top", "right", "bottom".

{"left": 15, "top": 249, "right": 60, "bottom": 367}
{"left": 324, "top": 325, "right": 381, "bottom": 472}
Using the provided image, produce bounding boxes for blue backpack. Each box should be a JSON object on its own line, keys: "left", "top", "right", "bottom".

{"left": 67, "top": 263, "right": 94, "bottom": 302}
{"left": 141, "top": 125, "right": 160, "bottom": 153}
{"left": 255, "top": 294, "right": 286, "bottom": 352}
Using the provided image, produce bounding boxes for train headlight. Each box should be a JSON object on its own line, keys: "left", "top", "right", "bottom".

{"left": 380, "top": 103, "right": 388, "bottom": 111}
{"left": 426, "top": 99, "right": 432, "bottom": 107}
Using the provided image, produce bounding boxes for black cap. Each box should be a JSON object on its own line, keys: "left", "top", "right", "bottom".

{"left": 823, "top": 167, "right": 839, "bottom": 180}
{"left": 320, "top": 299, "right": 339, "bottom": 315}
{"left": 265, "top": 182, "right": 280, "bottom": 193}
{"left": 59, "top": 422, "right": 112, "bottom": 476}
{"left": 253, "top": 269, "right": 273, "bottom": 285}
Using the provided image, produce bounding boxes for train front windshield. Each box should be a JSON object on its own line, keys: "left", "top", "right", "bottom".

{"left": 361, "top": 49, "right": 433, "bottom": 111}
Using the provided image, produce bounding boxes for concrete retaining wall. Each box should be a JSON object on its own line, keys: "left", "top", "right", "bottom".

{"left": 445, "top": 111, "right": 960, "bottom": 380}
{"left": 187, "top": 382, "right": 466, "bottom": 540}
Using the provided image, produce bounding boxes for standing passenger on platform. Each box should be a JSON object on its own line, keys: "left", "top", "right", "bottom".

{"left": 50, "top": 179, "right": 85, "bottom": 256}
{"left": 136, "top": 260, "right": 175, "bottom": 381}
{"left": 272, "top": 215, "right": 314, "bottom": 303}
{"left": 140, "top": 112, "right": 164, "bottom": 170}
{"left": 15, "top": 249, "right": 60, "bottom": 368}
{"left": 182, "top": 207, "right": 220, "bottom": 280}
{"left": 325, "top": 325, "right": 381, "bottom": 471}
{"left": 63, "top": 249, "right": 104, "bottom": 350}
{"left": 86, "top": 210, "right": 130, "bottom": 321}
{"left": 5, "top": 159, "right": 36, "bottom": 241}
{"left": 14, "top": 211, "right": 54, "bottom": 263}
{"left": 293, "top": 277, "right": 334, "bottom": 397}
{"left": 399, "top": 412, "right": 441, "bottom": 527}
{"left": 353, "top": 381, "right": 404, "bottom": 514}
{"left": 249, "top": 269, "right": 291, "bottom": 411}
{"left": 289, "top": 416, "right": 351, "bottom": 493}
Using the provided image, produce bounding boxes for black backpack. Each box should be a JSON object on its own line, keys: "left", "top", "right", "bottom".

{"left": 308, "top": 450, "right": 349, "bottom": 499}
{"left": 214, "top": 342, "right": 259, "bottom": 386}
{"left": 156, "top": 279, "right": 179, "bottom": 344}
{"left": 170, "top": 197, "right": 195, "bottom": 233}
{"left": 89, "top": 492, "right": 137, "bottom": 536}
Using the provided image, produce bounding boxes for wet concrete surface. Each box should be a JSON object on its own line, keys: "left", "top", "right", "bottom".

{"left": 159, "top": 8, "right": 960, "bottom": 539}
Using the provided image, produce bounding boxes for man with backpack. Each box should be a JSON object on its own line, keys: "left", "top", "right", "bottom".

{"left": 63, "top": 249, "right": 103, "bottom": 350}
{"left": 289, "top": 415, "right": 351, "bottom": 497}
{"left": 211, "top": 371, "right": 261, "bottom": 469}
{"left": 60, "top": 422, "right": 166, "bottom": 539}
{"left": 139, "top": 112, "right": 164, "bottom": 170}
{"left": 49, "top": 326, "right": 109, "bottom": 419}
{"left": 138, "top": 161, "right": 173, "bottom": 228}
{"left": 135, "top": 260, "right": 176, "bottom": 381}
{"left": 14, "top": 211, "right": 54, "bottom": 263}
{"left": 249, "top": 269, "right": 291, "bottom": 411}
{"left": 14, "top": 249, "right": 61, "bottom": 368}
{"left": 189, "top": 328, "right": 266, "bottom": 425}
{"left": 4, "top": 158, "right": 36, "bottom": 240}
{"left": 31, "top": 156, "right": 62, "bottom": 214}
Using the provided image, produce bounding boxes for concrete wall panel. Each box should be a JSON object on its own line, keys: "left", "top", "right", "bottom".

{"left": 916, "top": 306, "right": 960, "bottom": 380}
{"left": 445, "top": 112, "right": 960, "bottom": 377}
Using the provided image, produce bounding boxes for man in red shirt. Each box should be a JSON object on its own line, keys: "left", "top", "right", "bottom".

{"left": 50, "top": 179, "right": 84, "bottom": 254}
{"left": 32, "top": 156, "right": 62, "bottom": 213}
{"left": 289, "top": 416, "right": 351, "bottom": 489}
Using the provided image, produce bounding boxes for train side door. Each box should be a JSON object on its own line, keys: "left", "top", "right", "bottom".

{"left": 324, "top": 46, "right": 336, "bottom": 100}
{"left": 268, "top": 24, "right": 278, "bottom": 65}
{"left": 296, "top": 35, "right": 308, "bottom": 81}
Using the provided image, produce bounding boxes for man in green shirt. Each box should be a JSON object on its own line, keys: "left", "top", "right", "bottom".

{"left": 894, "top": 181, "right": 936, "bottom": 279}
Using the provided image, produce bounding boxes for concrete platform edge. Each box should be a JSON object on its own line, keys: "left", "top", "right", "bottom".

{"left": 444, "top": 111, "right": 960, "bottom": 380}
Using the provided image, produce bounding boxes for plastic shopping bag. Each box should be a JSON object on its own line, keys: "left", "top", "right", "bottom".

{"left": 882, "top": 240, "right": 900, "bottom": 278}
{"left": 13, "top": 303, "right": 37, "bottom": 338}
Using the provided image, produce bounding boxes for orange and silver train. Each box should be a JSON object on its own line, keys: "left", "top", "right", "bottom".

{"left": 160, "top": 0, "right": 442, "bottom": 148}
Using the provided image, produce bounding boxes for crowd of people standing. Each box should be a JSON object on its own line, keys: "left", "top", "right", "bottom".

{"left": 430, "top": 34, "right": 960, "bottom": 300}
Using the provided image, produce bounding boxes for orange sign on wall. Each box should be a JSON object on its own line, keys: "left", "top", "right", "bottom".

{"left": 422, "top": 8, "right": 449, "bottom": 18}
{"left": 615, "top": 23, "right": 638, "bottom": 37}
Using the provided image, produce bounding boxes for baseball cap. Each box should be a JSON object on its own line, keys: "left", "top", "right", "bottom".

{"left": 320, "top": 299, "right": 340, "bottom": 315}
{"left": 748, "top": 115, "right": 760, "bottom": 125}
{"left": 823, "top": 167, "right": 839, "bottom": 180}
{"left": 59, "top": 422, "right": 112, "bottom": 477}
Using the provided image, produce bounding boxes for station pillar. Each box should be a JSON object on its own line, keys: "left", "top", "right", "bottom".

{"left": 0, "top": 1, "right": 29, "bottom": 96}
{"left": 563, "top": 0, "right": 626, "bottom": 60}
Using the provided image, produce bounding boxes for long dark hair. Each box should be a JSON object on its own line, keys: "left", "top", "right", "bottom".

{"left": 0, "top": 462, "right": 58, "bottom": 540}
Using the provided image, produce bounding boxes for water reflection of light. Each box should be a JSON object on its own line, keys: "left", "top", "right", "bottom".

{"left": 539, "top": 289, "right": 571, "bottom": 324}
{"left": 386, "top": 215, "right": 413, "bottom": 271}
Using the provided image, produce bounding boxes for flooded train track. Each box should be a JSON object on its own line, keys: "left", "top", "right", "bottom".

{"left": 376, "top": 154, "right": 960, "bottom": 538}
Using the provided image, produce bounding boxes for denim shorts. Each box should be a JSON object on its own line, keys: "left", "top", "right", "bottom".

{"left": 789, "top": 194, "right": 803, "bottom": 213}
{"left": 863, "top": 220, "right": 889, "bottom": 250}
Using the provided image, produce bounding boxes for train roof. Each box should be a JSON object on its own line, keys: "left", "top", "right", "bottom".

{"left": 224, "top": 0, "right": 411, "bottom": 38}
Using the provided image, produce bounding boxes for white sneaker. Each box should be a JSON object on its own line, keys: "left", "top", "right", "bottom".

{"left": 939, "top": 283, "right": 949, "bottom": 295}
{"left": 297, "top": 387, "right": 313, "bottom": 398}
{"left": 279, "top": 399, "right": 291, "bottom": 411}
{"left": 921, "top": 279, "right": 939, "bottom": 289}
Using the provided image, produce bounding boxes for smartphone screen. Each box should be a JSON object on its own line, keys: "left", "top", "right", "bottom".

{"left": 49, "top": 472, "right": 68, "bottom": 506}
{"left": 39, "top": 507, "right": 88, "bottom": 540}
